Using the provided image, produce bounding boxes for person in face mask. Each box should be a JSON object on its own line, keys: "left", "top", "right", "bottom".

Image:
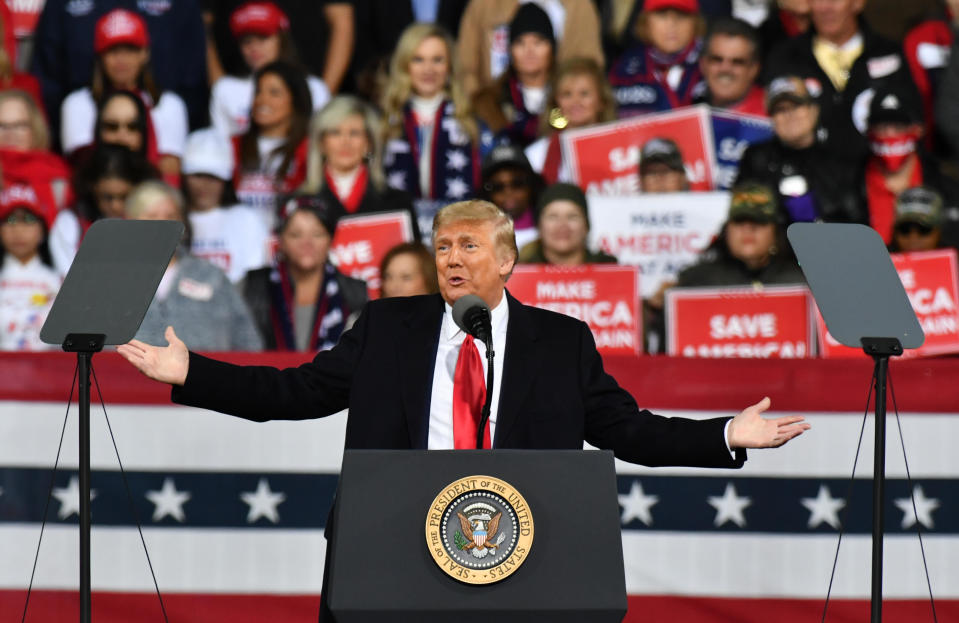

{"left": 861, "top": 87, "right": 944, "bottom": 244}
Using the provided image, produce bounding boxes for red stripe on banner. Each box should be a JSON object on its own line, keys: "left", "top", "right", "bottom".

{"left": 1, "top": 352, "right": 958, "bottom": 411}
{"left": 0, "top": 590, "right": 321, "bottom": 623}
{"left": 628, "top": 595, "right": 954, "bottom": 622}
{"left": 2, "top": 591, "right": 954, "bottom": 622}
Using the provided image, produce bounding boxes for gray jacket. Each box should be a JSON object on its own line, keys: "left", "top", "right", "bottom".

{"left": 136, "top": 254, "right": 263, "bottom": 351}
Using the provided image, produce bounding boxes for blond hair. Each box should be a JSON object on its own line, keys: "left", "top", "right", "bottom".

{"left": 0, "top": 90, "right": 50, "bottom": 150}
{"left": 124, "top": 180, "right": 184, "bottom": 219}
{"left": 381, "top": 23, "right": 479, "bottom": 145}
{"left": 432, "top": 200, "right": 518, "bottom": 266}
{"left": 538, "top": 57, "right": 617, "bottom": 137}
{"left": 300, "top": 95, "right": 386, "bottom": 194}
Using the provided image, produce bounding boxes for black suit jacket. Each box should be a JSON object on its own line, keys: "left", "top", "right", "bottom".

{"left": 173, "top": 292, "right": 744, "bottom": 469}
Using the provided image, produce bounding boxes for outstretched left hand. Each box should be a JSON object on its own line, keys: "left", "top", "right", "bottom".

{"left": 727, "top": 397, "right": 810, "bottom": 449}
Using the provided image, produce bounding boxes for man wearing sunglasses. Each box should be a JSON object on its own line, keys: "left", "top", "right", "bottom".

{"left": 696, "top": 17, "right": 766, "bottom": 117}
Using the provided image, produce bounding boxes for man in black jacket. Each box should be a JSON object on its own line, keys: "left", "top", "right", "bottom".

{"left": 763, "top": 0, "right": 920, "bottom": 163}
{"left": 118, "top": 199, "right": 809, "bottom": 620}
{"left": 736, "top": 75, "right": 866, "bottom": 224}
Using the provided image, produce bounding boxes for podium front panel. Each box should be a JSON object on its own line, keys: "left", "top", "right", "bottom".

{"left": 328, "top": 449, "right": 627, "bottom": 623}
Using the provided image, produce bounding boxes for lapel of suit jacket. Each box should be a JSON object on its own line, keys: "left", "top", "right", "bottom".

{"left": 399, "top": 294, "right": 444, "bottom": 448}
{"left": 493, "top": 291, "right": 539, "bottom": 447}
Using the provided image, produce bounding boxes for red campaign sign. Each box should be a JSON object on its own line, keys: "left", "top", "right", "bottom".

{"left": 329, "top": 211, "right": 413, "bottom": 299}
{"left": 560, "top": 105, "right": 716, "bottom": 195}
{"left": 6, "top": 0, "right": 45, "bottom": 38}
{"left": 819, "top": 249, "right": 959, "bottom": 359}
{"left": 666, "top": 286, "right": 815, "bottom": 358}
{"left": 507, "top": 265, "right": 642, "bottom": 355}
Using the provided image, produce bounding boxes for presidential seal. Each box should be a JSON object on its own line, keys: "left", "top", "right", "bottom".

{"left": 425, "top": 475, "right": 534, "bottom": 585}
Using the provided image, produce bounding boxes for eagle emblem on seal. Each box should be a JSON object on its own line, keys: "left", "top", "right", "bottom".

{"left": 454, "top": 502, "right": 507, "bottom": 558}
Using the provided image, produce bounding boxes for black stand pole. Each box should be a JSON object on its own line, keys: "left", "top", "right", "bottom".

{"left": 476, "top": 345, "right": 494, "bottom": 450}
{"left": 63, "top": 333, "right": 105, "bottom": 623}
{"left": 861, "top": 337, "right": 903, "bottom": 623}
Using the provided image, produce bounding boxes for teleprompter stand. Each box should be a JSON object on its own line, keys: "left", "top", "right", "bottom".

{"left": 40, "top": 219, "right": 184, "bottom": 623}
{"left": 788, "top": 223, "right": 924, "bottom": 623}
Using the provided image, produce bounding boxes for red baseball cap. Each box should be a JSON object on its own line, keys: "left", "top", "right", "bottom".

{"left": 0, "top": 185, "right": 53, "bottom": 229}
{"left": 94, "top": 9, "right": 149, "bottom": 54}
{"left": 644, "top": 0, "right": 700, "bottom": 13}
{"left": 230, "top": 2, "right": 290, "bottom": 39}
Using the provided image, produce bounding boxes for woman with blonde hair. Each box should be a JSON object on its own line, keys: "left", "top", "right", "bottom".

{"left": 525, "top": 56, "right": 617, "bottom": 184}
{"left": 0, "top": 90, "right": 51, "bottom": 152}
{"left": 381, "top": 23, "right": 491, "bottom": 202}
{"left": 301, "top": 95, "right": 418, "bottom": 238}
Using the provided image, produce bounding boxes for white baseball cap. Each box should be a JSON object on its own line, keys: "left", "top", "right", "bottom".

{"left": 182, "top": 128, "right": 234, "bottom": 181}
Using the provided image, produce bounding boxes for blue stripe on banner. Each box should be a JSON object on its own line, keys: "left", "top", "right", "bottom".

{"left": 0, "top": 469, "right": 337, "bottom": 529}
{"left": 1, "top": 469, "right": 954, "bottom": 534}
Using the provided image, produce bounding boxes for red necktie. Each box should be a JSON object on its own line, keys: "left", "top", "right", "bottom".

{"left": 452, "top": 334, "right": 490, "bottom": 449}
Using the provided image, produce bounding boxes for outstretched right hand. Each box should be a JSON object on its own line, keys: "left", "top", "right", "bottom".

{"left": 117, "top": 326, "right": 190, "bottom": 386}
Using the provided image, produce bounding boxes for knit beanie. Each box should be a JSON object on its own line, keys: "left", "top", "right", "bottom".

{"left": 536, "top": 182, "right": 589, "bottom": 228}
{"left": 509, "top": 3, "right": 555, "bottom": 48}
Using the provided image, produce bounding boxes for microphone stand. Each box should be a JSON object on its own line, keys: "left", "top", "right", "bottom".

{"left": 475, "top": 339, "right": 494, "bottom": 450}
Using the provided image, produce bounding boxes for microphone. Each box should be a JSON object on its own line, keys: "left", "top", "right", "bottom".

{"left": 452, "top": 294, "right": 492, "bottom": 348}
{"left": 451, "top": 294, "right": 495, "bottom": 450}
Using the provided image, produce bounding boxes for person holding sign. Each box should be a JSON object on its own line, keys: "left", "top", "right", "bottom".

{"left": 243, "top": 195, "right": 367, "bottom": 351}
{"left": 298, "top": 95, "right": 418, "bottom": 239}
{"left": 525, "top": 57, "right": 617, "bottom": 183}
{"left": 518, "top": 182, "right": 618, "bottom": 265}
{"left": 608, "top": 0, "right": 706, "bottom": 118}
{"left": 118, "top": 198, "right": 810, "bottom": 622}
{"left": 381, "top": 23, "right": 492, "bottom": 203}
{"left": 638, "top": 137, "right": 690, "bottom": 193}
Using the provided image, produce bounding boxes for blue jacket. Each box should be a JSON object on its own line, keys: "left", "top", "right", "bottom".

{"left": 31, "top": 0, "right": 208, "bottom": 142}
{"left": 608, "top": 41, "right": 706, "bottom": 118}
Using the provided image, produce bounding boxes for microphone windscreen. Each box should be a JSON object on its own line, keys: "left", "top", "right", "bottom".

{"left": 452, "top": 294, "right": 489, "bottom": 336}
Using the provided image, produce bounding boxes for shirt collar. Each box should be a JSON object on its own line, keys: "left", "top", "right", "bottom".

{"left": 814, "top": 31, "right": 863, "bottom": 53}
{"left": 442, "top": 291, "right": 509, "bottom": 342}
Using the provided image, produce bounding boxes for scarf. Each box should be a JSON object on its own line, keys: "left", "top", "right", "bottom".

{"left": 864, "top": 158, "right": 923, "bottom": 244}
{"left": 503, "top": 76, "right": 541, "bottom": 147}
{"left": 384, "top": 100, "right": 480, "bottom": 201}
{"left": 647, "top": 39, "right": 702, "bottom": 109}
{"left": 325, "top": 165, "right": 368, "bottom": 214}
{"left": 268, "top": 261, "right": 347, "bottom": 352}
{"left": 542, "top": 133, "right": 563, "bottom": 184}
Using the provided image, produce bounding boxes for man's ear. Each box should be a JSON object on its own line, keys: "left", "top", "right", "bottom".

{"left": 499, "top": 253, "right": 516, "bottom": 280}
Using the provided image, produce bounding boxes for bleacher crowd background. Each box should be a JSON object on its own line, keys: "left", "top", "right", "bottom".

{"left": 1, "top": 0, "right": 959, "bottom": 621}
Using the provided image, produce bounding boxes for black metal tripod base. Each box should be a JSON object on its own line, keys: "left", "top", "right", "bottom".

{"left": 860, "top": 337, "right": 902, "bottom": 623}
{"left": 63, "top": 333, "right": 105, "bottom": 623}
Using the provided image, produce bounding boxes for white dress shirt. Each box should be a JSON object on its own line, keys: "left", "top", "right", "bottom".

{"left": 428, "top": 293, "right": 508, "bottom": 449}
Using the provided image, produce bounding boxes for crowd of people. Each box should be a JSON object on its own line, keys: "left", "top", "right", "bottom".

{"left": 1, "top": 0, "right": 958, "bottom": 353}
